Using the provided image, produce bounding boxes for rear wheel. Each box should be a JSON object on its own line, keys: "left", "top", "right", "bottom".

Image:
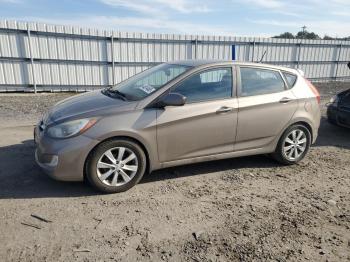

{"left": 272, "top": 124, "right": 311, "bottom": 165}
{"left": 86, "top": 139, "right": 146, "bottom": 193}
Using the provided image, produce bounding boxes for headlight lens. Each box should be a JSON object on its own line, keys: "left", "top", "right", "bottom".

{"left": 329, "top": 95, "right": 339, "bottom": 107}
{"left": 47, "top": 118, "right": 97, "bottom": 138}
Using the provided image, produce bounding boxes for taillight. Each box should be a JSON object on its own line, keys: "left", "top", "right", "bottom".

{"left": 304, "top": 78, "right": 320, "bottom": 104}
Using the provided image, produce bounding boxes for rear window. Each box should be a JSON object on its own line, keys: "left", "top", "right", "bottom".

{"left": 240, "top": 67, "right": 286, "bottom": 97}
{"left": 282, "top": 72, "right": 297, "bottom": 88}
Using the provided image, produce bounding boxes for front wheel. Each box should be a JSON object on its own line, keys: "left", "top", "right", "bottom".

{"left": 272, "top": 124, "right": 311, "bottom": 165}
{"left": 86, "top": 139, "right": 147, "bottom": 193}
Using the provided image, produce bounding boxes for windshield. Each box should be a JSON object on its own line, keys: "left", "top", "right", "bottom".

{"left": 109, "top": 63, "right": 192, "bottom": 101}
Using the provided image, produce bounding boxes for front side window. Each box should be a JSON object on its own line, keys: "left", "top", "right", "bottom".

{"left": 172, "top": 67, "right": 233, "bottom": 103}
{"left": 109, "top": 63, "right": 191, "bottom": 101}
{"left": 240, "top": 67, "right": 286, "bottom": 97}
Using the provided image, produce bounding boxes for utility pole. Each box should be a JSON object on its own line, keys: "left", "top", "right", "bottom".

{"left": 301, "top": 25, "right": 307, "bottom": 39}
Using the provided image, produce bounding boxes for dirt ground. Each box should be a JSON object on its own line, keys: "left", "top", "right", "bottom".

{"left": 0, "top": 82, "right": 349, "bottom": 262}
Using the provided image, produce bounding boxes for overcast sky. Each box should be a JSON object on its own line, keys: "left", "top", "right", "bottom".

{"left": 1, "top": 0, "right": 350, "bottom": 37}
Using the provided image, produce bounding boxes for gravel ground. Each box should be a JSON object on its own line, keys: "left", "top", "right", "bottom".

{"left": 0, "top": 82, "right": 349, "bottom": 261}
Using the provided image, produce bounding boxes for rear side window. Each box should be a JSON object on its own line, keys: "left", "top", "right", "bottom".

{"left": 282, "top": 72, "right": 297, "bottom": 88}
{"left": 240, "top": 67, "right": 286, "bottom": 97}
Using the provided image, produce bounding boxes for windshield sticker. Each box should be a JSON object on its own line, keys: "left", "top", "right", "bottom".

{"left": 138, "top": 84, "right": 155, "bottom": 94}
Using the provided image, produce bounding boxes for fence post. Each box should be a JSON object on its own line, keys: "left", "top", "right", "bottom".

{"left": 231, "top": 44, "right": 236, "bottom": 61}
{"left": 296, "top": 42, "right": 302, "bottom": 69}
{"left": 27, "top": 27, "right": 37, "bottom": 93}
{"left": 195, "top": 38, "right": 198, "bottom": 59}
{"left": 110, "top": 33, "right": 115, "bottom": 85}
{"left": 252, "top": 41, "right": 255, "bottom": 62}
{"left": 334, "top": 43, "right": 342, "bottom": 80}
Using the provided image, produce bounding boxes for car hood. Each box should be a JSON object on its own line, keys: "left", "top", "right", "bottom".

{"left": 46, "top": 90, "right": 138, "bottom": 124}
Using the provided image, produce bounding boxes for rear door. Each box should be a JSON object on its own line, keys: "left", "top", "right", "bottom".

{"left": 156, "top": 66, "right": 238, "bottom": 163}
{"left": 235, "top": 66, "right": 298, "bottom": 151}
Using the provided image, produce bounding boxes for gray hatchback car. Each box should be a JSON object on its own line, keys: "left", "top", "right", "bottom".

{"left": 35, "top": 60, "right": 321, "bottom": 193}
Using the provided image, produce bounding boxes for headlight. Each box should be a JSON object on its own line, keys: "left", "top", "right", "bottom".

{"left": 329, "top": 95, "right": 339, "bottom": 107}
{"left": 47, "top": 118, "right": 97, "bottom": 138}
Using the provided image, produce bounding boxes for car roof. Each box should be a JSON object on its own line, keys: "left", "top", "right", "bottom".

{"left": 168, "top": 59, "right": 298, "bottom": 74}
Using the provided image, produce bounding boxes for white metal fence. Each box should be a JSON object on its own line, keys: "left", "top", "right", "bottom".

{"left": 0, "top": 20, "right": 350, "bottom": 92}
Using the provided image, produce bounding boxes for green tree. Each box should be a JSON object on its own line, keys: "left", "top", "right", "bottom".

{"left": 296, "top": 30, "right": 320, "bottom": 39}
{"left": 273, "top": 32, "right": 295, "bottom": 39}
{"left": 272, "top": 30, "right": 349, "bottom": 40}
{"left": 323, "top": 35, "right": 335, "bottom": 40}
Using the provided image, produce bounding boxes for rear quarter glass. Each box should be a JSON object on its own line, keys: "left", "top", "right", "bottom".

{"left": 282, "top": 72, "right": 297, "bottom": 88}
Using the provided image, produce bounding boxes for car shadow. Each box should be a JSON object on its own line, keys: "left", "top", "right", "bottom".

{"left": 141, "top": 154, "right": 278, "bottom": 184}
{"left": 314, "top": 117, "right": 350, "bottom": 149}
{"left": 0, "top": 116, "right": 348, "bottom": 199}
{"left": 0, "top": 138, "right": 280, "bottom": 199}
{"left": 0, "top": 139, "right": 98, "bottom": 199}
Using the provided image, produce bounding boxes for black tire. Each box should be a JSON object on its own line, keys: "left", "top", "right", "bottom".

{"left": 272, "top": 124, "right": 311, "bottom": 165}
{"left": 85, "top": 138, "right": 147, "bottom": 193}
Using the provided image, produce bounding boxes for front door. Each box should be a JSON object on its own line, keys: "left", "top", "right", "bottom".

{"left": 156, "top": 67, "right": 238, "bottom": 163}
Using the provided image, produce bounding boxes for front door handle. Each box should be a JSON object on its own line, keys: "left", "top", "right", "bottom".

{"left": 279, "top": 97, "right": 293, "bottom": 103}
{"left": 216, "top": 106, "right": 233, "bottom": 114}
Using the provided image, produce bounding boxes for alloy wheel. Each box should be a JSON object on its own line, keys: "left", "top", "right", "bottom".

{"left": 282, "top": 129, "right": 307, "bottom": 161}
{"left": 96, "top": 147, "right": 138, "bottom": 186}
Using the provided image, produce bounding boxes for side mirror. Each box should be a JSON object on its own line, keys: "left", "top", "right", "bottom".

{"left": 157, "top": 93, "right": 186, "bottom": 107}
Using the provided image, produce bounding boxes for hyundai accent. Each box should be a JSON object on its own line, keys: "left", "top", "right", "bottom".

{"left": 34, "top": 60, "right": 321, "bottom": 193}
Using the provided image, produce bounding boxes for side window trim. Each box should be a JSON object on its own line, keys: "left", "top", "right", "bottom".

{"left": 237, "top": 66, "right": 288, "bottom": 98}
{"left": 279, "top": 71, "right": 289, "bottom": 90}
{"left": 233, "top": 65, "right": 239, "bottom": 98}
{"left": 169, "top": 65, "right": 236, "bottom": 104}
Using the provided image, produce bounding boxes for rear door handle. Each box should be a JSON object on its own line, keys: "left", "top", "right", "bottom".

{"left": 279, "top": 97, "right": 293, "bottom": 103}
{"left": 216, "top": 106, "right": 234, "bottom": 114}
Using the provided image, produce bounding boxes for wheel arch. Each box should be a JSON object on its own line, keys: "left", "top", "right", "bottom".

{"left": 273, "top": 120, "right": 314, "bottom": 153}
{"left": 287, "top": 120, "right": 313, "bottom": 142}
{"left": 83, "top": 135, "right": 152, "bottom": 180}
{"left": 272, "top": 120, "right": 313, "bottom": 165}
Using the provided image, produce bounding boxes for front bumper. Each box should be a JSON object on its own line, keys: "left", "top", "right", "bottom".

{"left": 34, "top": 125, "right": 100, "bottom": 181}
{"left": 327, "top": 105, "right": 350, "bottom": 128}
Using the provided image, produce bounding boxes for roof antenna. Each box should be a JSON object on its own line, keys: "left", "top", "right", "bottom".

{"left": 259, "top": 50, "right": 267, "bottom": 63}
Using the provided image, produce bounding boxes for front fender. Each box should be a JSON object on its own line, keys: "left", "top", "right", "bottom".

{"left": 83, "top": 109, "right": 160, "bottom": 171}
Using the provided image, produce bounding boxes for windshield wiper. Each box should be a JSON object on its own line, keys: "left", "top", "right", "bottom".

{"left": 104, "top": 87, "right": 128, "bottom": 101}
